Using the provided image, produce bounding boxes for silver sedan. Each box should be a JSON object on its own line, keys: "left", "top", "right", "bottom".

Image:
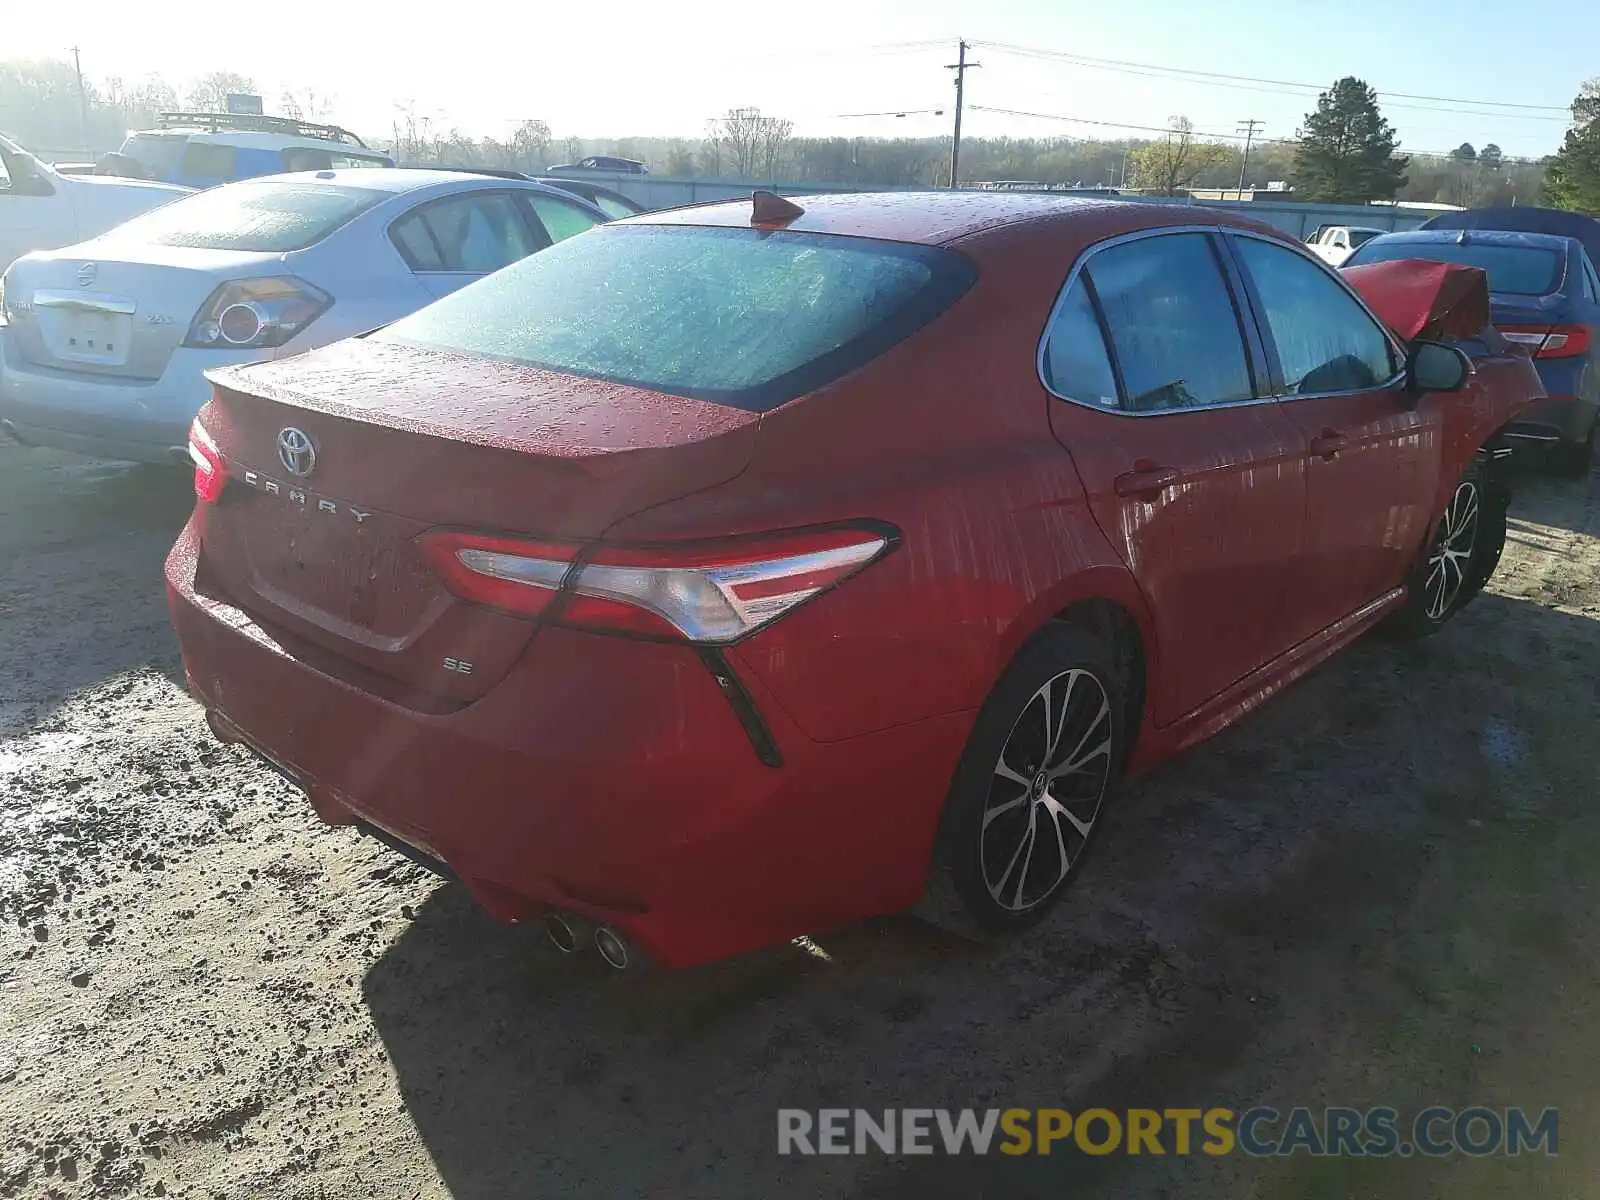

{"left": 0, "top": 169, "right": 608, "bottom": 463}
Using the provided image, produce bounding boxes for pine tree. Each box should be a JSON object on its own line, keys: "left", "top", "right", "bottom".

{"left": 1293, "top": 77, "right": 1409, "bottom": 203}
{"left": 1545, "top": 80, "right": 1600, "bottom": 212}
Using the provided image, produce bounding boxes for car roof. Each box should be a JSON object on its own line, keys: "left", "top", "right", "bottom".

{"left": 635, "top": 190, "right": 1254, "bottom": 247}
{"left": 1365, "top": 228, "right": 1577, "bottom": 252}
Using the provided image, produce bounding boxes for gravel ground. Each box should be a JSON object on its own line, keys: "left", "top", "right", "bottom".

{"left": 2, "top": 437, "right": 1598, "bottom": 1200}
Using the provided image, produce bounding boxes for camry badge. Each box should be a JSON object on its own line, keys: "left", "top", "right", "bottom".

{"left": 76, "top": 262, "right": 97, "bottom": 288}
{"left": 276, "top": 427, "right": 317, "bottom": 478}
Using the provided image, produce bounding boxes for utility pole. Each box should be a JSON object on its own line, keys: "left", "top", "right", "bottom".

{"left": 1235, "top": 119, "right": 1263, "bottom": 200}
{"left": 946, "top": 39, "right": 979, "bottom": 188}
{"left": 70, "top": 46, "right": 89, "bottom": 152}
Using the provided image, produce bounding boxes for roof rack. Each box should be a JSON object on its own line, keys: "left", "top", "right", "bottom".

{"left": 155, "top": 111, "right": 370, "bottom": 148}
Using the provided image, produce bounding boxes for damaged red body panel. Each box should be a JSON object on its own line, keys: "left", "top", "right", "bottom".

{"left": 165, "top": 194, "right": 1543, "bottom": 967}
{"left": 1343, "top": 259, "right": 1493, "bottom": 342}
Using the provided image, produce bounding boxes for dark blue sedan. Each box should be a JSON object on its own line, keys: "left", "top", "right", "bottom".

{"left": 1346, "top": 228, "right": 1600, "bottom": 476}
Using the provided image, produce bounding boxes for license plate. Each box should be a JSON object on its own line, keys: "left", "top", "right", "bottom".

{"left": 65, "top": 312, "right": 128, "bottom": 363}
{"left": 42, "top": 309, "right": 133, "bottom": 366}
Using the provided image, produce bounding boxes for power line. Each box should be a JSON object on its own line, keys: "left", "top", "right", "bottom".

{"left": 965, "top": 104, "right": 1531, "bottom": 161}
{"left": 970, "top": 40, "right": 1573, "bottom": 119}
{"left": 834, "top": 108, "right": 947, "bottom": 119}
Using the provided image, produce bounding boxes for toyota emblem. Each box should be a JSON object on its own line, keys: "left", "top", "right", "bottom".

{"left": 276, "top": 427, "right": 317, "bottom": 477}
{"left": 76, "top": 262, "right": 98, "bottom": 288}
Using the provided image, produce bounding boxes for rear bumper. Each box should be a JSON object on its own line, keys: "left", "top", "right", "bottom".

{"left": 164, "top": 518, "right": 968, "bottom": 967}
{"left": 1505, "top": 394, "right": 1597, "bottom": 445}
{"left": 0, "top": 336, "right": 264, "bottom": 463}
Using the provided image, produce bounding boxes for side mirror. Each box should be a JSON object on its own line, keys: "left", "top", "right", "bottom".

{"left": 1408, "top": 340, "right": 1472, "bottom": 395}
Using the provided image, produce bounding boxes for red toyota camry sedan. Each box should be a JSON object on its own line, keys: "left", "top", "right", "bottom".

{"left": 166, "top": 192, "right": 1542, "bottom": 969}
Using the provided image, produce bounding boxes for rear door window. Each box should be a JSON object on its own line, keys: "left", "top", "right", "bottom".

{"left": 1080, "top": 233, "right": 1255, "bottom": 412}
{"left": 1233, "top": 236, "right": 1397, "bottom": 394}
{"left": 389, "top": 191, "right": 545, "bottom": 273}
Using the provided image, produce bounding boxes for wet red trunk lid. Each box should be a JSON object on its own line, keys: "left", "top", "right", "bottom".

{"left": 194, "top": 339, "right": 760, "bottom": 704}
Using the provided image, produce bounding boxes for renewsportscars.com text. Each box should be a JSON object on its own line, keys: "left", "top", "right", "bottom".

{"left": 778, "top": 1106, "right": 1558, "bottom": 1158}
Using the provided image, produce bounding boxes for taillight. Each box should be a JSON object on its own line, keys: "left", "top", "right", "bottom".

{"left": 184, "top": 277, "right": 332, "bottom": 350}
{"left": 418, "top": 524, "right": 895, "bottom": 642}
{"left": 188, "top": 416, "right": 226, "bottom": 504}
{"left": 415, "top": 532, "right": 578, "bottom": 619}
{"left": 1498, "top": 323, "right": 1592, "bottom": 359}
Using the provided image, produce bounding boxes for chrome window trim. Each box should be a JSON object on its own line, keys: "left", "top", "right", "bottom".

{"left": 1036, "top": 223, "right": 1410, "bottom": 418}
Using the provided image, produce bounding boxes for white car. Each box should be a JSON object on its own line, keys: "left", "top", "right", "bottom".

{"left": 0, "top": 132, "right": 189, "bottom": 273}
{"left": 1305, "top": 224, "right": 1387, "bottom": 268}
{"left": 0, "top": 169, "right": 608, "bottom": 463}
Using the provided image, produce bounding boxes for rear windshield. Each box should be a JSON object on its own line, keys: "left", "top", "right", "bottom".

{"left": 1348, "top": 240, "right": 1563, "bottom": 296}
{"left": 373, "top": 224, "right": 976, "bottom": 410}
{"left": 99, "top": 181, "right": 387, "bottom": 252}
{"left": 1347, "top": 229, "right": 1381, "bottom": 248}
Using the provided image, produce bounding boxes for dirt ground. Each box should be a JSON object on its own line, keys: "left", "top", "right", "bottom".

{"left": 1, "top": 436, "right": 1597, "bottom": 1200}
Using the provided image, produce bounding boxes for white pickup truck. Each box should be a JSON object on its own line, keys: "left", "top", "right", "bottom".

{"left": 1305, "top": 224, "right": 1387, "bottom": 268}
{"left": 0, "top": 133, "right": 189, "bottom": 274}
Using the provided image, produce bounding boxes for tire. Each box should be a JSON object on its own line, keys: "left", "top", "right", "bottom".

{"left": 1549, "top": 420, "right": 1596, "bottom": 479}
{"left": 920, "top": 624, "right": 1126, "bottom": 936}
{"left": 1387, "top": 460, "right": 1504, "bottom": 638}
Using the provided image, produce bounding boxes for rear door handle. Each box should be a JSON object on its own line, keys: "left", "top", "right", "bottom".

{"left": 1310, "top": 429, "right": 1348, "bottom": 459}
{"left": 1113, "top": 465, "right": 1182, "bottom": 497}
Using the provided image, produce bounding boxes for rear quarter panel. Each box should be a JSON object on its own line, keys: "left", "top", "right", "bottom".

{"left": 282, "top": 200, "right": 434, "bottom": 347}
{"left": 606, "top": 215, "right": 1162, "bottom": 744}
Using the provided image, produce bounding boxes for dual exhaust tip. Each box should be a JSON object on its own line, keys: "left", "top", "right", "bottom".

{"left": 542, "top": 912, "right": 636, "bottom": 970}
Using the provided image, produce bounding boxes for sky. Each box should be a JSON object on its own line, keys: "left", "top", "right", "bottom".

{"left": 8, "top": 0, "right": 1594, "bottom": 159}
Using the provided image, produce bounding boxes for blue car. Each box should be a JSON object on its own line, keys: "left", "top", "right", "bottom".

{"left": 1346, "top": 227, "right": 1600, "bottom": 475}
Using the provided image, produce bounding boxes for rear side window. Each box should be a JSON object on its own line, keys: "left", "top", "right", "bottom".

{"left": 527, "top": 194, "right": 601, "bottom": 243}
{"left": 119, "top": 132, "right": 187, "bottom": 177}
{"left": 1234, "top": 237, "right": 1397, "bottom": 394}
{"left": 1041, "top": 283, "right": 1119, "bottom": 408}
{"left": 389, "top": 192, "right": 545, "bottom": 273}
{"left": 1082, "top": 233, "right": 1254, "bottom": 412}
{"left": 590, "top": 194, "right": 640, "bottom": 220}
{"left": 100, "top": 182, "right": 387, "bottom": 251}
{"left": 1348, "top": 240, "right": 1562, "bottom": 296}
{"left": 179, "top": 142, "right": 237, "bottom": 179}
{"left": 373, "top": 225, "right": 975, "bottom": 411}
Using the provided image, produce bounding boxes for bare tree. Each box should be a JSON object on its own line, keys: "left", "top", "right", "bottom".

{"left": 698, "top": 121, "right": 723, "bottom": 176}
{"left": 280, "top": 88, "right": 336, "bottom": 122}
{"left": 509, "top": 119, "right": 552, "bottom": 169}
{"left": 714, "top": 107, "right": 792, "bottom": 179}
{"left": 758, "top": 116, "right": 793, "bottom": 179}
{"left": 185, "top": 71, "right": 256, "bottom": 113}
